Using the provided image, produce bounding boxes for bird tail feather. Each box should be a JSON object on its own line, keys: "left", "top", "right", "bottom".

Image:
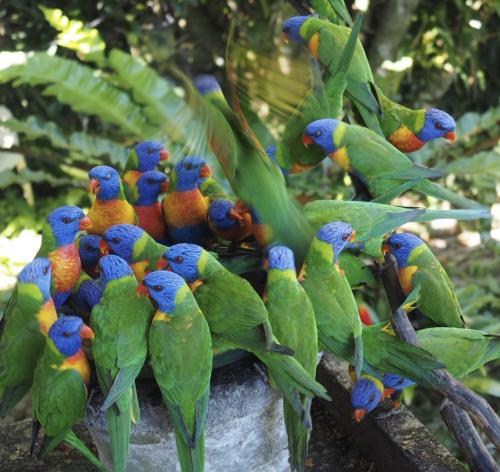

{"left": 415, "top": 180, "right": 487, "bottom": 210}
{"left": 107, "top": 388, "right": 132, "bottom": 472}
{"left": 284, "top": 396, "right": 312, "bottom": 472}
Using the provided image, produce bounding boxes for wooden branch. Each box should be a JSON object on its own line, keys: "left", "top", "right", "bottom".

{"left": 380, "top": 254, "right": 500, "bottom": 468}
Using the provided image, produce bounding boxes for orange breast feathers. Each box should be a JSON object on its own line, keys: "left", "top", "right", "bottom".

{"left": 329, "top": 146, "right": 350, "bottom": 171}
{"left": 163, "top": 190, "right": 208, "bottom": 228}
{"left": 398, "top": 265, "right": 418, "bottom": 294}
{"left": 59, "top": 348, "right": 91, "bottom": 385}
{"left": 308, "top": 32, "right": 321, "bottom": 58}
{"left": 87, "top": 198, "right": 136, "bottom": 235}
{"left": 49, "top": 244, "right": 81, "bottom": 293}
{"left": 389, "top": 126, "right": 425, "bottom": 153}
{"left": 135, "top": 203, "right": 167, "bottom": 241}
{"left": 37, "top": 299, "right": 58, "bottom": 336}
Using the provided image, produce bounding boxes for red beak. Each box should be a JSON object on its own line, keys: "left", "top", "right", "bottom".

{"left": 350, "top": 230, "right": 356, "bottom": 242}
{"left": 160, "top": 181, "right": 169, "bottom": 193}
{"left": 79, "top": 216, "right": 92, "bottom": 231}
{"left": 89, "top": 178, "right": 100, "bottom": 194}
{"left": 229, "top": 208, "right": 244, "bottom": 221}
{"left": 444, "top": 131, "right": 456, "bottom": 142}
{"left": 156, "top": 258, "right": 169, "bottom": 270}
{"left": 302, "top": 134, "right": 314, "bottom": 147}
{"left": 383, "top": 388, "right": 396, "bottom": 399}
{"left": 354, "top": 409, "right": 366, "bottom": 423}
{"left": 199, "top": 164, "right": 212, "bottom": 178}
{"left": 99, "top": 239, "right": 110, "bottom": 256}
{"left": 159, "top": 149, "right": 170, "bottom": 161}
{"left": 79, "top": 324, "right": 94, "bottom": 340}
{"left": 136, "top": 284, "right": 149, "bottom": 296}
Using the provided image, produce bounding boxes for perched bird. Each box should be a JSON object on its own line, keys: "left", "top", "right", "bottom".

{"left": 87, "top": 165, "right": 136, "bottom": 236}
{"left": 381, "top": 373, "right": 415, "bottom": 406}
{"left": 384, "top": 233, "right": 465, "bottom": 328}
{"left": 101, "top": 224, "right": 169, "bottom": 282}
{"left": 139, "top": 271, "right": 212, "bottom": 472}
{"left": 130, "top": 170, "right": 169, "bottom": 243}
{"left": 417, "top": 328, "right": 500, "bottom": 378}
{"left": 124, "top": 140, "right": 169, "bottom": 173}
{"left": 265, "top": 246, "right": 318, "bottom": 472}
{"left": 31, "top": 316, "right": 104, "bottom": 469}
{"left": 0, "top": 258, "right": 57, "bottom": 416}
{"left": 37, "top": 206, "right": 91, "bottom": 308}
{"left": 163, "top": 243, "right": 330, "bottom": 421}
{"left": 303, "top": 119, "right": 483, "bottom": 209}
{"left": 91, "top": 255, "right": 154, "bottom": 472}
{"left": 77, "top": 234, "right": 101, "bottom": 278}
{"left": 351, "top": 374, "right": 384, "bottom": 422}
{"left": 163, "top": 157, "right": 212, "bottom": 244}
{"left": 208, "top": 199, "right": 253, "bottom": 242}
{"left": 301, "top": 222, "right": 444, "bottom": 386}
{"left": 282, "top": 15, "right": 457, "bottom": 151}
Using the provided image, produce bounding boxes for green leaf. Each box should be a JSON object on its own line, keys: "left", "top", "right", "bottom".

{"left": 0, "top": 51, "right": 155, "bottom": 138}
{"left": 2, "top": 116, "right": 130, "bottom": 167}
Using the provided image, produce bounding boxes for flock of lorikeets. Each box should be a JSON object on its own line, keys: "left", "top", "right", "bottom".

{"left": 1, "top": 7, "right": 499, "bottom": 472}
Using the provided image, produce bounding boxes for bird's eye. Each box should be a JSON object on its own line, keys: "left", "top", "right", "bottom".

{"left": 146, "top": 178, "right": 156, "bottom": 185}
{"left": 62, "top": 217, "right": 72, "bottom": 224}
{"left": 43, "top": 265, "right": 50, "bottom": 275}
{"left": 111, "top": 237, "right": 121, "bottom": 244}
{"left": 62, "top": 331, "right": 71, "bottom": 338}
{"left": 341, "top": 233, "right": 349, "bottom": 241}
{"left": 397, "top": 378, "right": 404, "bottom": 386}
{"left": 104, "top": 174, "right": 112, "bottom": 181}
{"left": 315, "top": 130, "right": 323, "bottom": 138}
{"left": 184, "top": 163, "right": 193, "bottom": 170}
{"left": 434, "top": 122, "right": 443, "bottom": 130}
{"left": 152, "top": 285, "right": 163, "bottom": 292}
{"left": 368, "top": 394, "right": 376, "bottom": 403}
{"left": 283, "top": 26, "right": 290, "bottom": 33}
{"left": 174, "top": 255, "right": 184, "bottom": 264}
{"left": 147, "top": 148, "right": 155, "bottom": 155}
{"left": 394, "top": 243, "right": 402, "bottom": 250}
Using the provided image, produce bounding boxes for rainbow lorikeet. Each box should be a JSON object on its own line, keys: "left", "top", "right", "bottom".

{"left": 384, "top": 233, "right": 466, "bottom": 328}
{"left": 265, "top": 246, "right": 318, "bottom": 472}
{"left": 350, "top": 374, "right": 384, "bottom": 422}
{"left": 139, "top": 271, "right": 212, "bottom": 472}
{"left": 303, "top": 119, "right": 485, "bottom": 210}
{"left": 381, "top": 373, "right": 415, "bottom": 407}
{"left": 31, "top": 316, "right": 105, "bottom": 469}
{"left": 417, "top": 328, "right": 500, "bottom": 378}
{"left": 128, "top": 170, "right": 169, "bottom": 243}
{"left": 101, "top": 224, "right": 169, "bottom": 283}
{"left": 123, "top": 140, "right": 169, "bottom": 200}
{"left": 163, "top": 156, "right": 212, "bottom": 245}
{"left": 0, "top": 258, "right": 57, "bottom": 416}
{"left": 194, "top": 74, "right": 313, "bottom": 260}
{"left": 36, "top": 206, "right": 91, "bottom": 308}
{"left": 163, "top": 244, "right": 330, "bottom": 421}
{"left": 69, "top": 272, "right": 103, "bottom": 321}
{"left": 301, "top": 222, "right": 444, "bottom": 385}
{"left": 77, "top": 234, "right": 101, "bottom": 278}
{"left": 208, "top": 199, "right": 253, "bottom": 243}
{"left": 91, "top": 255, "right": 154, "bottom": 472}
{"left": 88, "top": 165, "right": 137, "bottom": 236}
{"left": 282, "top": 15, "right": 457, "bottom": 151}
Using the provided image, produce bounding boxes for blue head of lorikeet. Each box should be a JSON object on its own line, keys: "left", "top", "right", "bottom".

{"left": 134, "top": 140, "right": 169, "bottom": 172}
{"left": 316, "top": 221, "right": 356, "bottom": 264}
{"left": 194, "top": 74, "right": 223, "bottom": 97}
{"left": 282, "top": 16, "right": 310, "bottom": 44}
{"left": 303, "top": 119, "right": 340, "bottom": 153}
{"left": 384, "top": 232, "right": 424, "bottom": 269}
{"left": 163, "top": 243, "right": 203, "bottom": 283}
{"left": 140, "top": 270, "right": 186, "bottom": 313}
{"left": 18, "top": 257, "right": 52, "bottom": 300}
{"left": 88, "top": 165, "right": 122, "bottom": 200}
{"left": 78, "top": 235, "right": 101, "bottom": 269}
{"left": 48, "top": 206, "right": 92, "bottom": 246}
{"left": 101, "top": 224, "right": 145, "bottom": 262}
{"left": 381, "top": 373, "right": 415, "bottom": 393}
{"left": 48, "top": 315, "right": 94, "bottom": 357}
{"left": 417, "top": 109, "right": 456, "bottom": 143}
{"left": 208, "top": 199, "right": 242, "bottom": 231}
{"left": 175, "top": 157, "right": 212, "bottom": 192}
{"left": 351, "top": 376, "right": 384, "bottom": 422}
{"left": 135, "top": 171, "right": 169, "bottom": 205}
{"left": 99, "top": 255, "right": 134, "bottom": 287}
{"left": 267, "top": 245, "right": 295, "bottom": 271}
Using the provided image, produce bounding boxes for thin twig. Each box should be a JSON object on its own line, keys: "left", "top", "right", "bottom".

{"left": 380, "top": 254, "right": 499, "bottom": 469}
